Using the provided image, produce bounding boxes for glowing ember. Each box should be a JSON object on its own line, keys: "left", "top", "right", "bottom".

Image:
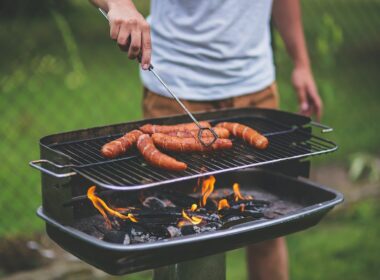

{"left": 190, "top": 204, "right": 198, "bottom": 212}
{"left": 239, "top": 204, "right": 245, "bottom": 212}
{"left": 87, "top": 186, "right": 138, "bottom": 229}
{"left": 233, "top": 183, "right": 244, "bottom": 202}
{"left": 218, "top": 199, "right": 230, "bottom": 210}
{"left": 200, "top": 176, "right": 216, "bottom": 207}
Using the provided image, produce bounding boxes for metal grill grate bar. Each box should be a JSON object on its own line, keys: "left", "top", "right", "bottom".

{"left": 45, "top": 115, "right": 337, "bottom": 190}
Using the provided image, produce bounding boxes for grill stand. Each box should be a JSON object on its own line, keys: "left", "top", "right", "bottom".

{"left": 153, "top": 253, "right": 226, "bottom": 280}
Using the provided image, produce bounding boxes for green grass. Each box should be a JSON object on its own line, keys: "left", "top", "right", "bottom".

{"left": 0, "top": 1, "right": 379, "bottom": 277}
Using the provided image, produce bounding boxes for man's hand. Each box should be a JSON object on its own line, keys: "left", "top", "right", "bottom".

{"left": 272, "top": 0, "right": 323, "bottom": 121}
{"left": 102, "top": 0, "right": 151, "bottom": 69}
{"left": 292, "top": 66, "right": 323, "bottom": 121}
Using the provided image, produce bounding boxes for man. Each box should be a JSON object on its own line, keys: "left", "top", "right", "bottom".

{"left": 90, "top": 0, "right": 323, "bottom": 279}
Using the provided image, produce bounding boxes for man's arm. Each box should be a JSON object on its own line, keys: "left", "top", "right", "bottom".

{"left": 89, "top": 0, "right": 151, "bottom": 69}
{"left": 272, "top": 0, "right": 322, "bottom": 120}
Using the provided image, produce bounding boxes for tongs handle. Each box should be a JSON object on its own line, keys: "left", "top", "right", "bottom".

{"left": 98, "top": 8, "right": 218, "bottom": 146}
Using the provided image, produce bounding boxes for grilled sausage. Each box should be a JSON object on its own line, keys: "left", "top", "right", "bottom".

{"left": 216, "top": 122, "right": 269, "bottom": 149}
{"left": 101, "top": 129, "right": 143, "bottom": 158}
{"left": 165, "top": 127, "right": 230, "bottom": 139}
{"left": 137, "top": 134, "right": 187, "bottom": 171}
{"left": 140, "top": 121, "right": 211, "bottom": 134}
{"left": 152, "top": 133, "right": 233, "bottom": 153}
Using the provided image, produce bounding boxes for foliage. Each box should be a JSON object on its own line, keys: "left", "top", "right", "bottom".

{"left": 0, "top": 0, "right": 72, "bottom": 17}
{"left": 349, "top": 153, "right": 380, "bottom": 182}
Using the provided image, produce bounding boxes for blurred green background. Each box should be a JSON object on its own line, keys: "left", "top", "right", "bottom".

{"left": 0, "top": 0, "right": 379, "bottom": 279}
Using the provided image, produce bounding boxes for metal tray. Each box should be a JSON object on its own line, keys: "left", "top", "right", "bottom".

{"left": 30, "top": 108, "right": 337, "bottom": 191}
{"left": 37, "top": 169, "right": 343, "bottom": 275}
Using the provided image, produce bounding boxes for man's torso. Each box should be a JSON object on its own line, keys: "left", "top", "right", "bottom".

{"left": 140, "top": 0, "right": 275, "bottom": 101}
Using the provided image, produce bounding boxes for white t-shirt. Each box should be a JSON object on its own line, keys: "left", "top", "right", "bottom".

{"left": 140, "top": 0, "right": 275, "bottom": 101}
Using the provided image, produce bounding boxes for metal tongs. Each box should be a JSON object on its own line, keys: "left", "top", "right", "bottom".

{"left": 99, "top": 9, "right": 218, "bottom": 146}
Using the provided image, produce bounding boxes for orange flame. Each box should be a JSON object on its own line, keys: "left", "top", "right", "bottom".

{"left": 200, "top": 176, "right": 216, "bottom": 207}
{"left": 178, "top": 210, "right": 203, "bottom": 227}
{"left": 218, "top": 199, "right": 230, "bottom": 210}
{"left": 87, "top": 186, "right": 138, "bottom": 228}
{"left": 233, "top": 183, "right": 244, "bottom": 202}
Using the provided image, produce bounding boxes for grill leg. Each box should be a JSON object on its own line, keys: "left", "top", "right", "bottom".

{"left": 153, "top": 253, "right": 226, "bottom": 280}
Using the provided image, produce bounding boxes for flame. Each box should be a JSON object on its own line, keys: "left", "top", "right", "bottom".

{"left": 218, "top": 199, "right": 230, "bottom": 210}
{"left": 191, "top": 204, "right": 198, "bottom": 212}
{"left": 87, "top": 186, "right": 138, "bottom": 228}
{"left": 200, "top": 176, "right": 216, "bottom": 207}
{"left": 178, "top": 209, "right": 202, "bottom": 227}
{"left": 233, "top": 183, "right": 244, "bottom": 202}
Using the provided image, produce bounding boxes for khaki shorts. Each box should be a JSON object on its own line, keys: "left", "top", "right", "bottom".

{"left": 142, "top": 83, "right": 279, "bottom": 119}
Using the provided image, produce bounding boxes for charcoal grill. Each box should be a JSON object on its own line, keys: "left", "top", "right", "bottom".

{"left": 30, "top": 107, "right": 343, "bottom": 277}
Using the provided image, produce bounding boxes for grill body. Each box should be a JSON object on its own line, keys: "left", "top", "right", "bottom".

{"left": 32, "top": 107, "right": 342, "bottom": 275}
{"left": 37, "top": 169, "right": 342, "bottom": 275}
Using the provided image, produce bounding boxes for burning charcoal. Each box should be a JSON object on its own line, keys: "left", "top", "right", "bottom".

{"left": 180, "top": 225, "right": 196, "bottom": 236}
{"left": 219, "top": 208, "right": 264, "bottom": 219}
{"left": 225, "top": 193, "right": 236, "bottom": 205}
{"left": 167, "top": 226, "right": 181, "bottom": 238}
{"left": 157, "top": 190, "right": 198, "bottom": 207}
{"left": 132, "top": 209, "right": 183, "bottom": 225}
{"left": 103, "top": 230, "right": 131, "bottom": 245}
{"left": 142, "top": 197, "right": 167, "bottom": 209}
{"left": 203, "top": 199, "right": 217, "bottom": 211}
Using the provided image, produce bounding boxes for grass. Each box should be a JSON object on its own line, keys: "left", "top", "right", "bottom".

{"left": 0, "top": 0, "right": 379, "bottom": 278}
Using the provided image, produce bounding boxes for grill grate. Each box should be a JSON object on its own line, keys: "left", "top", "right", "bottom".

{"left": 46, "top": 116, "right": 337, "bottom": 190}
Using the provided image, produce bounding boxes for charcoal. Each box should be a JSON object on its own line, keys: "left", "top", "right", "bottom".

{"left": 180, "top": 225, "right": 196, "bottom": 236}
{"left": 78, "top": 187, "right": 272, "bottom": 242}
{"left": 203, "top": 200, "right": 217, "bottom": 211}
{"left": 218, "top": 208, "right": 264, "bottom": 219}
{"left": 130, "top": 224, "right": 148, "bottom": 235}
{"left": 142, "top": 197, "right": 167, "bottom": 209}
{"left": 221, "top": 215, "right": 244, "bottom": 223}
{"left": 167, "top": 226, "right": 181, "bottom": 238}
{"left": 134, "top": 208, "right": 183, "bottom": 218}
{"left": 198, "top": 222, "right": 222, "bottom": 232}
{"left": 156, "top": 190, "right": 198, "bottom": 207}
{"left": 145, "top": 224, "right": 172, "bottom": 238}
{"left": 103, "top": 230, "right": 130, "bottom": 245}
{"left": 137, "top": 217, "right": 178, "bottom": 225}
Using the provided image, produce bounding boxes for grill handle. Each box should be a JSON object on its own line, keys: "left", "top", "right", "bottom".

{"left": 29, "top": 160, "right": 76, "bottom": 178}
{"left": 309, "top": 121, "right": 333, "bottom": 133}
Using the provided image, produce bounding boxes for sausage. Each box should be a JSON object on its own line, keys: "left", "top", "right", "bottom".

{"left": 137, "top": 134, "right": 187, "bottom": 172}
{"left": 101, "top": 129, "right": 143, "bottom": 158}
{"left": 140, "top": 121, "right": 211, "bottom": 134}
{"left": 165, "top": 127, "right": 230, "bottom": 139}
{"left": 152, "top": 133, "right": 233, "bottom": 153}
{"left": 216, "top": 122, "right": 269, "bottom": 149}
